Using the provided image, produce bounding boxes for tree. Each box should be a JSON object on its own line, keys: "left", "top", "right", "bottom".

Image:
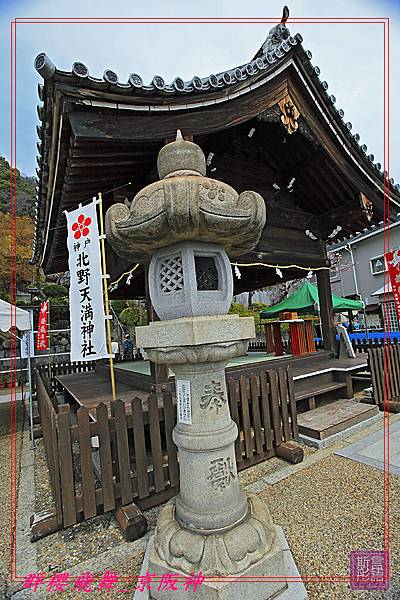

{"left": 0, "top": 156, "right": 36, "bottom": 217}
{"left": 42, "top": 283, "right": 68, "bottom": 298}
{"left": 328, "top": 250, "right": 354, "bottom": 273}
{"left": 0, "top": 213, "right": 36, "bottom": 292}
{"left": 119, "top": 306, "right": 148, "bottom": 328}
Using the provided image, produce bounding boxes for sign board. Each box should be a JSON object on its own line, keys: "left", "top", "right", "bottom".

{"left": 176, "top": 379, "right": 192, "bottom": 424}
{"left": 336, "top": 324, "right": 356, "bottom": 358}
{"left": 20, "top": 309, "right": 34, "bottom": 359}
{"left": 66, "top": 200, "right": 108, "bottom": 362}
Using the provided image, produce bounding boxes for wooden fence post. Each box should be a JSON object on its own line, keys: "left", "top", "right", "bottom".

{"left": 57, "top": 404, "right": 76, "bottom": 527}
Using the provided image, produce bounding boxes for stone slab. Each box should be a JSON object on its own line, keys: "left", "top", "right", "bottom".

{"left": 335, "top": 420, "right": 400, "bottom": 475}
{"left": 136, "top": 314, "right": 255, "bottom": 348}
{"left": 297, "top": 400, "right": 379, "bottom": 440}
{"left": 133, "top": 527, "right": 307, "bottom": 600}
{"left": 299, "top": 413, "right": 382, "bottom": 449}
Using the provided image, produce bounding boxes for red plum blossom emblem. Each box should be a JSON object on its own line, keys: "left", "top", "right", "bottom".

{"left": 72, "top": 214, "right": 92, "bottom": 239}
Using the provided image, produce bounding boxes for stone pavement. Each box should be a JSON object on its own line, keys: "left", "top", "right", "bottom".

{"left": 335, "top": 419, "right": 400, "bottom": 475}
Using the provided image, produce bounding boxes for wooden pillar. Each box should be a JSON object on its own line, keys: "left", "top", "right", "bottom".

{"left": 348, "top": 310, "right": 354, "bottom": 333}
{"left": 316, "top": 265, "right": 336, "bottom": 353}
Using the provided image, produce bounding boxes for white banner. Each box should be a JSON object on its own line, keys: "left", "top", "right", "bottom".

{"left": 66, "top": 200, "right": 108, "bottom": 362}
{"left": 20, "top": 309, "right": 34, "bottom": 359}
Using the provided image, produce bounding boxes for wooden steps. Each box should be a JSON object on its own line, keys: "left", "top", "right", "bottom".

{"left": 295, "top": 381, "right": 347, "bottom": 402}
{"left": 297, "top": 400, "right": 379, "bottom": 440}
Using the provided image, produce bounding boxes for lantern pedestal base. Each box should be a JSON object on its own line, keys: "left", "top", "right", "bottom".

{"left": 133, "top": 521, "right": 307, "bottom": 600}
{"left": 135, "top": 315, "right": 301, "bottom": 599}
{"left": 149, "top": 493, "right": 287, "bottom": 600}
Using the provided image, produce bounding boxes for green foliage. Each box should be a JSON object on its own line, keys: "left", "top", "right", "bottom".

{"left": 119, "top": 306, "right": 148, "bottom": 328}
{"left": 48, "top": 296, "right": 69, "bottom": 306}
{"left": 229, "top": 302, "right": 251, "bottom": 317}
{"left": 0, "top": 156, "right": 36, "bottom": 217}
{"left": 229, "top": 302, "right": 270, "bottom": 335}
{"left": 111, "top": 300, "right": 128, "bottom": 315}
{"left": 42, "top": 283, "right": 68, "bottom": 298}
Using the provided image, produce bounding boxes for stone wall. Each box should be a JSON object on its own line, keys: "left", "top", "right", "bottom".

{"left": 0, "top": 319, "right": 71, "bottom": 383}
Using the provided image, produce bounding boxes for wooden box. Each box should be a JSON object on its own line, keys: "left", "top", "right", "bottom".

{"left": 280, "top": 312, "right": 298, "bottom": 321}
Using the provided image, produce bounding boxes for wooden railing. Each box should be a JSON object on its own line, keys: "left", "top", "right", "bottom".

{"left": 34, "top": 364, "right": 298, "bottom": 537}
{"left": 368, "top": 345, "right": 400, "bottom": 410}
{"left": 37, "top": 361, "right": 97, "bottom": 394}
{"left": 228, "top": 366, "right": 297, "bottom": 468}
{"left": 35, "top": 372, "right": 63, "bottom": 529}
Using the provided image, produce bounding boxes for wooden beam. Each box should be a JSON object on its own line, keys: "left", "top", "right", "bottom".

{"left": 114, "top": 501, "right": 147, "bottom": 541}
{"left": 276, "top": 442, "right": 304, "bottom": 464}
{"left": 30, "top": 509, "right": 61, "bottom": 541}
{"left": 256, "top": 225, "right": 325, "bottom": 267}
{"left": 68, "top": 77, "right": 289, "bottom": 141}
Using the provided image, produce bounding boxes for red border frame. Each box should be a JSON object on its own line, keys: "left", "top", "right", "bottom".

{"left": 8, "top": 14, "right": 391, "bottom": 592}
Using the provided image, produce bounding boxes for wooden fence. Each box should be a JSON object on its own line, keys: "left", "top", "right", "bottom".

{"left": 228, "top": 367, "right": 298, "bottom": 469}
{"left": 34, "top": 364, "right": 297, "bottom": 536}
{"left": 37, "top": 361, "right": 97, "bottom": 394}
{"left": 368, "top": 345, "right": 400, "bottom": 411}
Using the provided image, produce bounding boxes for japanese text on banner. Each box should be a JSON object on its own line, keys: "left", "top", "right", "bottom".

{"left": 386, "top": 250, "right": 400, "bottom": 322}
{"left": 36, "top": 301, "right": 49, "bottom": 351}
{"left": 66, "top": 201, "right": 108, "bottom": 362}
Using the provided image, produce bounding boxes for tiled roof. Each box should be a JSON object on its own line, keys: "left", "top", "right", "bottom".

{"left": 31, "top": 12, "right": 400, "bottom": 266}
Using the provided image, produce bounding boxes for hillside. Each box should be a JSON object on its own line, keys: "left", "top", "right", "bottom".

{"left": 0, "top": 156, "right": 36, "bottom": 216}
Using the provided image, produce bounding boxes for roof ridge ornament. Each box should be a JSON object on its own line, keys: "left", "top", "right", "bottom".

{"left": 261, "top": 5, "right": 291, "bottom": 56}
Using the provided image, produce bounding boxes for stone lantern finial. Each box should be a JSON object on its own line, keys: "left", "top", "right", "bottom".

{"left": 157, "top": 132, "right": 206, "bottom": 179}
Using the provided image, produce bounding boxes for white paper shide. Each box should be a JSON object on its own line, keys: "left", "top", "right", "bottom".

{"left": 66, "top": 201, "right": 108, "bottom": 362}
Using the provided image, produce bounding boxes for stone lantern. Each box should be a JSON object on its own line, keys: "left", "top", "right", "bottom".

{"left": 105, "top": 132, "right": 292, "bottom": 599}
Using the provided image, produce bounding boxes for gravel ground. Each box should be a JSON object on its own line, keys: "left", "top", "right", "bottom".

{"left": 12, "top": 402, "right": 400, "bottom": 599}
{"left": 260, "top": 454, "right": 399, "bottom": 599}
{"left": 0, "top": 397, "right": 25, "bottom": 599}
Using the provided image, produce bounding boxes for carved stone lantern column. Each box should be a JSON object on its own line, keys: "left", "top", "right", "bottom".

{"left": 106, "top": 132, "right": 289, "bottom": 600}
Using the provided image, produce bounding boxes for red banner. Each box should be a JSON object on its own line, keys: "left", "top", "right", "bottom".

{"left": 386, "top": 250, "right": 400, "bottom": 321}
{"left": 36, "top": 300, "right": 49, "bottom": 351}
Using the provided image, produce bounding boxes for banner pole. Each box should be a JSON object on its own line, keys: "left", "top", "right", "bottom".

{"left": 98, "top": 192, "right": 117, "bottom": 402}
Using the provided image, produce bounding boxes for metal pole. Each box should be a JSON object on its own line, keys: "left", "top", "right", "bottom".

{"left": 27, "top": 334, "right": 34, "bottom": 449}
{"left": 19, "top": 338, "right": 24, "bottom": 400}
{"left": 98, "top": 192, "right": 117, "bottom": 402}
{"left": 344, "top": 243, "right": 368, "bottom": 335}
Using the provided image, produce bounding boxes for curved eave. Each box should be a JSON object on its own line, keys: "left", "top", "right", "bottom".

{"left": 32, "top": 34, "right": 400, "bottom": 269}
